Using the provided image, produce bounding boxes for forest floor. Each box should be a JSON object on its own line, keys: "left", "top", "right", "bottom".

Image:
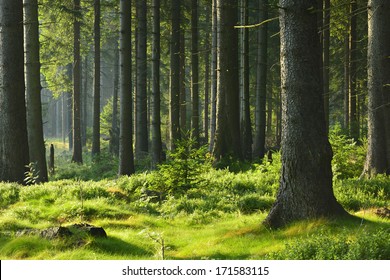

{"left": 0, "top": 138, "right": 389, "bottom": 260}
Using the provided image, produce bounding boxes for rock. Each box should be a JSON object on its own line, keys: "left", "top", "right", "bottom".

{"left": 71, "top": 223, "right": 107, "bottom": 238}
{"left": 40, "top": 226, "right": 72, "bottom": 239}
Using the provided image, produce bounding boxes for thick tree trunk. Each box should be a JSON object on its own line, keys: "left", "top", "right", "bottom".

{"left": 253, "top": 0, "right": 268, "bottom": 159}
{"left": 151, "top": 0, "right": 162, "bottom": 165}
{"left": 24, "top": 0, "right": 48, "bottom": 182}
{"left": 118, "top": 0, "right": 135, "bottom": 176}
{"left": 264, "top": 0, "right": 348, "bottom": 228}
{"left": 170, "top": 0, "right": 181, "bottom": 150}
{"left": 363, "top": 0, "right": 390, "bottom": 176}
{"left": 135, "top": 0, "right": 148, "bottom": 159}
{"left": 72, "top": 0, "right": 83, "bottom": 163}
{"left": 92, "top": 0, "right": 101, "bottom": 156}
{"left": 213, "top": 0, "right": 242, "bottom": 161}
{"left": 0, "top": 0, "right": 29, "bottom": 183}
{"left": 204, "top": 3, "right": 211, "bottom": 144}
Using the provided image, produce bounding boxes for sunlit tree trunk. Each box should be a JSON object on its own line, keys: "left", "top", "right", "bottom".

{"left": 191, "top": 0, "right": 200, "bottom": 145}
{"left": 264, "top": 0, "right": 348, "bottom": 228}
{"left": 362, "top": 0, "right": 390, "bottom": 176}
{"left": 209, "top": 0, "right": 217, "bottom": 152}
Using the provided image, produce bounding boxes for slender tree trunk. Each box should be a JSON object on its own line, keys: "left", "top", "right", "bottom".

{"left": 118, "top": 0, "right": 135, "bottom": 175}
{"left": 82, "top": 55, "right": 88, "bottom": 146}
{"left": 110, "top": 41, "right": 120, "bottom": 156}
{"left": 92, "top": 0, "right": 101, "bottom": 156}
{"left": 0, "top": 0, "right": 29, "bottom": 183}
{"left": 344, "top": 7, "right": 350, "bottom": 131}
{"left": 323, "top": 0, "right": 330, "bottom": 133}
{"left": 240, "top": 0, "right": 252, "bottom": 161}
{"left": 362, "top": 0, "right": 390, "bottom": 177}
{"left": 264, "top": 0, "right": 348, "bottom": 228}
{"left": 180, "top": 29, "right": 187, "bottom": 133}
{"left": 135, "top": 0, "right": 148, "bottom": 158}
{"left": 24, "top": 0, "right": 48, "bottom": 182}
{"left": 253, "top": 0, "right": 268, "bottom": 159}
{"left": 209, "top": 0, "right": 218, "bottom": 152}
{"left": 204, "top": 3, "right": 211, "bottom": 144}
{"left": 151, "top": 0, "right": 162, "bottom": 165}
{"left": 191, "top": 0, "right": 200, "bottom": 145}
{"left": 170, "top": 0, "right": 181, "bottom": 150}
{"left": 213, "top": 0, "right": 242, "bottom": 161}
{"left": 72, "top": 0, "right": 83, "bottom": 163}
{"left": 349, "top": 1, "right": 359, "bottom": 141}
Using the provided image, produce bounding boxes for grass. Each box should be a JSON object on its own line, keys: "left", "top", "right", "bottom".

{"left": 0, "top": 138, "right": 389, "bottom": 260}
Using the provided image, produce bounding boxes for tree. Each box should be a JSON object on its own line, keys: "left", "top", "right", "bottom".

{"left": 135, "top": 0, "right": 148, "bottom": 158}
{"left": 151, "top": 0, "right": 163, "bottom": 165}
{"left": 72, "top": 0, "right": 83, "bottom": 163}
{"left": 191, "top": 0, "right": 200, "bottom": 145}
{"left": 24, "top": 0, "right": 48, "bottom": 182}
{"left": 240, "top": 0, "right": 252, "bottom": 161}
{"left": 110, "top": 41, "right": 120, "bottom": 156}
{"left": 92, "top": 0, "right": 101, "bottom": 156}
{"left": 170, "top": 0, "right": 181, "bottom": 150}
{"left": 0, "top": 0, "right": 29, "bottom": 183}
{"left": 362, "top": 0, "right": 390, "bottom": 176}
{"left": 253, "top": 0, "right": 268, "bottom": 159}
{"left": 118, "top": 0, "right": 135, "bottom": 176}
{"left": 323, "top": 0, "right": 330, "bottom": 132}
{"left": 209, "top": 0, "right": 218, "bottom": 152}
{"left": 264, "top": 0, "right": 348, "bottom": 228}
{"left": 213, "top": 0, "right": 242, "bottom": 160}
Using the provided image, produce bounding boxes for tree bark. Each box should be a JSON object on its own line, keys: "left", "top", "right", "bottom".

{"left": 362, "top": 0, "right": 390, "bottom": 176}
{"left": 24, "top": 0, "right": 48, "bottom": 182}
{"left": 253, "top": 0, "right": 268, "bottom": 159}
{"left": 213, "top": 0, "right": 242, "bottom": 161}
{"left": 0, "top": 0, "right": 29, "bottom": 183}
{"left": 204, "top": 3, "right": 211, "bottom": 144}
{"left": 191, "top": 0, "right": 200, "bottom": 145}
{"left": 264, "top": 0, "right": 348, "bottom": 228}
{"left": 92, "top": 0, "right": 101, "bottom": 156}
{"left": 240, "top": 0, "right": 252, "bottom": 161}
{"left": 151, "top": 0, "right": 162, "bottom": 165}
{"left": 209, "top": 0, "right": 218, "bottom": 152}
{"left": 135, "top": 0, "right": 148, "bottom": 159}
{"left": 170, "top": 0, "right": 181, "bottom": 150}
{"left": 72, "top": 0, "right": 83, "bottom": 163}
{"left": 110, "top": 41, "right": 120, "bottom": 156}
{"left": 118, "top": 0, "right": 135, "bottom": 176}
{"left": 323, "top": 0, "right": 330, "bottom": 133}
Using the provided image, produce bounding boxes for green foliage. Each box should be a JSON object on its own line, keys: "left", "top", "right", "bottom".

{"left": 267, "top": 228, "right": 390, "bottom": 260}
{"left": 329, "top": 124, "right": 366, "bottom": 179}
{"left": 100, "top": 98, "right": 118, "bottom": 139}
{"left": 24, "top": 162, "right": 40, "bottom": 185}
{"left": 156, "top": 133, "right": 212, "bottom": 195}
{"left": 0, "top": 184, "right": 20, "bottom": 208}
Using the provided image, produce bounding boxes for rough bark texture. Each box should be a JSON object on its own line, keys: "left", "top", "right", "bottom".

{"left": 253, "top": 0, "right": 268, "bottom": 159}
{"left": 363, "top": 0, "right": 390, "bottom": 176}
{"left": 204, "top": 3, "right": 211, "bottom": 144}
{"left": 170, "top": 0, "right": 181, "bottom": 150}
{"left": 323, "top": 0, "right": 330, "bottom": 132}
{"left": 151, "top": 0, "right": 162, "bottom": 165}
{"left": 213, "top": 0, "right": 242, "bottom": 160}
{"left": 92, "top": 0, "right": 101, "bottom": 156}
{"left": 135, "top": 0, "right": 148, "bottom": 158}
{"left": 264, "top": 0, "right": 347, "bottom": 228}
{"left": 191, "top": 0, "right": 200, "bottom": 145}
{"left": 118, "top": 0, "right": 135, "bottom": 176}
{"left": 0, "top": 0, "right": 29, "bottom": 183}
{"left": 72, "top": 0, "right": 83, "bottom": 163}
{"left": 24, "top": 0, "right": 48, "bottom": 182}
